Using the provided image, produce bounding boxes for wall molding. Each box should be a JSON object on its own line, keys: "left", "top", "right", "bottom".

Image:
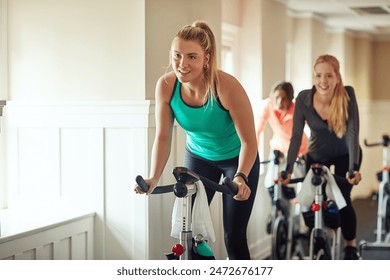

{"left": 4, "top": 100, "right": 155, "bottom": 128}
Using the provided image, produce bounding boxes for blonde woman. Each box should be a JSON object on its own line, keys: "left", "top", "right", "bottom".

{"left": 280, "top": 54, "right": 362, "bottom": 259}
{"left": 135, "top": 21, "right": 259, "bottom": 260}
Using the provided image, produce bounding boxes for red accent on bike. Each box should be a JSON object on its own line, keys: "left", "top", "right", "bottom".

{"left": 171, "top": 243, "right": 185, "bottom": 256}
{"left": 311, "top": 203, "right": 321, "bottom": 212}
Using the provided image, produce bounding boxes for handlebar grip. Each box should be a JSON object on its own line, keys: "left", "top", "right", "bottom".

{"left": 135, "top": 176, "right": 174, "bottom": 194}
{"left": 136, "top": 175, "right": 149, "bottom": 192}
{"left": 223, "top": 177, "right": 238, "bottom": 195}
{"left": 348, "top": 170, "right": 355, "bottom": 179}
{"left": 281, "top": 171, "right": 288, "bottom": 180}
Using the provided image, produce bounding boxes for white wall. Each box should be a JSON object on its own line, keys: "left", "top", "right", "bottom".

{"left": 239, "top": 0, "right": 262, "bottom": 102}
{"left": 8, "top": 0, "right": 145, "bottom": 101}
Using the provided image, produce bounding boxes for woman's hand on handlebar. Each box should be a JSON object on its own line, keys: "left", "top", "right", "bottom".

{"left": 232, "top": 177, "right": 251, "bottom": 201}
{"left": 134, "top": 177, "right": 158, "bottom": 195}
{"left": 346, "top": 171, "right": 362, "bottom": 185}
{"left": 278, "top": 171, "right": 291, "bottom": 186}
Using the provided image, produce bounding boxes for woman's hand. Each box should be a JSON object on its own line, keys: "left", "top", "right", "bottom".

{"left": 347, "top": 171, "right": 362, "bottom": 185}
{"left": 232, "top": 176, "right": 251, "bottom": 201}
{"left": 134, "top": 177, "right": 159, "bottom": 195}
{"left": 278, "top": 171, "right": 291, "bottom": 186}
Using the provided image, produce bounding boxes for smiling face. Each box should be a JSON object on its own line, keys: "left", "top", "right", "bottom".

{"left": 170, "top": 38, "right": 209, "bottom": 84}
{"left": 313, "top": 62, "right": 340, "bottom": 97}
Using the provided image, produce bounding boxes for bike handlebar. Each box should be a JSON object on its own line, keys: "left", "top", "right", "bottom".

{"left": 364, "top": 134, "right": 390, "bottom": 147}
{"left": 136, "top": 175, "right": 174, "bottom": 194}
{"left": 259, "top": 150, "right": 305, "bottom": 166}
{"left": 284, "top": 166, "right": 352, "bottom": 186}
{"left": 135, "top": 170, "right": 238, "bottom": 196}
{"left": 287, "top": 174, "right": 350, "bottom": 186}
{"left": 288, "top": 177, "right": 304, "bottom": 184}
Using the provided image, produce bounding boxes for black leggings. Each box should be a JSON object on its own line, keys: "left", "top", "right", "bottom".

{"left": 184, "top": 149, "right": 260, "bottom": 260}
{"left": 306, "top": 150, "right": 362, "bottom": 241}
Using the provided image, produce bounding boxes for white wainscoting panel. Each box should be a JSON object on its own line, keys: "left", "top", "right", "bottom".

{"left": 0, "top": 213, "right": 94, "bottom": 260}
{"left": 2, "top": 101, "right": 155, "bottom": 259}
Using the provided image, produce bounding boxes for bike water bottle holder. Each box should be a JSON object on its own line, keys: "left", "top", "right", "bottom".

{"left": 303, "top": 200, "right": 342, "bottom": 229}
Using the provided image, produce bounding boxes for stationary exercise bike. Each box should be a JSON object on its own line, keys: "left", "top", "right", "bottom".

{"left": 136, "top": 166, "right": 237, "bottom": 260}
{"left": 262, "top": 150, "right": 307, "bottom": 260}
{"left": 300, "top": 164, "right": 343, "bottom": 260}
{"left": 359, "top": 134, "right": 390, "bottom": 256}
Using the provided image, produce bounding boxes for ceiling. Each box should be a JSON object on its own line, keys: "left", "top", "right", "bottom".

{"left": 277, "top": 0, "right": 390, "bottom": 39}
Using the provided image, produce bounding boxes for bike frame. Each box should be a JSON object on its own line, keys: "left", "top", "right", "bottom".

{"left": 376, "top": 139, "right": 389, "bottom": 243}
{"left": 359, "top": 135, "right": 390, "bottom": 258}
{"left": 364, "top": 134, "right": 390, "bottom": 243}
{"left": 265, "top": 150, "right": 306, "bottom": 260}
{"left": 178, "top": 184, "right": 197, "bottom": 260}
{"left": 308, "top": 164, "right": 341, "bottom": 260}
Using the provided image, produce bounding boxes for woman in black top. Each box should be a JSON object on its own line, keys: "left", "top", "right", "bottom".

{"left": 280, "top": 54, "right": 362, "bottom": 260}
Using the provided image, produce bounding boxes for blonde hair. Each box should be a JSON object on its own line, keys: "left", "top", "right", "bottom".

{"left": 314, "top": 54, "right": 349, "bottom": 138}
{"left": 173, "top": 21, "right": 219, "bottom": 101}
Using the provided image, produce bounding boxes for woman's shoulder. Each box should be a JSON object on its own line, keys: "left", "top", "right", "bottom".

{"left": 295, "top": 88, "right": 313, "bottom": 104}
{"left": 156, "top": 71, "right": 177, "bottom": 100}
{"left": 344, "top": 85, "right": 358, "bottom": 106}
{"left": 344, "top": 85, "right": 355, "bottom": 96}
{"left": 216, "top": 70, "right": 246, "bottom": 97}
{"left": 156, "top": 71, "right": 176, "bottom": 87}
{"left": 217, "top": 70, "right": 239, "bottom": 85}
{"left": 156, "top": 71, "right": 177, "bottom": 90}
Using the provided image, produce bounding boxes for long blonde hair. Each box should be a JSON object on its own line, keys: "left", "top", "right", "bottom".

{"left": 173, "top": 21, "right": 219, "bottom": 101}
{"left": 314, "top": 55, "right": 349, "bottom": 138}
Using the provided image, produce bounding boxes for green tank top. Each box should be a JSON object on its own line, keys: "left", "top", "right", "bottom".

{"left": 169, "top": 79, "right": 241, "bottom": 161}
